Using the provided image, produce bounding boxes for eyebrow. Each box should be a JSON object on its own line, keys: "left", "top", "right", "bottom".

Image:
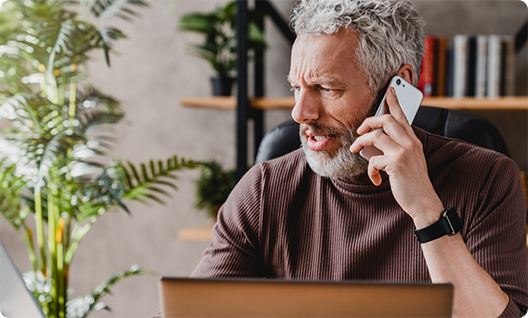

{"left": 287, "top": 75, "right": 346, "bottom": 88}
{"left": 316, "top": 77, "right": 346, "bottom": 87}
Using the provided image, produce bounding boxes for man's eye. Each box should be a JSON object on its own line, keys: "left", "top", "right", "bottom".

{"left": 290, "top": 86, "right": 301, "bottom": 92}
{"left": 322, "top": 87, "right": 334, "bottom": 93}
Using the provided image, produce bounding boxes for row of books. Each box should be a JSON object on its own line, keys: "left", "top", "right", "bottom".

{"left": 417, "top": 35, "right": 516, "bottom": 98}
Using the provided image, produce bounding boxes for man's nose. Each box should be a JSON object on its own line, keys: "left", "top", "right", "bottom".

{"left": 291, "top": 90, "right": 320, "bottom": 124}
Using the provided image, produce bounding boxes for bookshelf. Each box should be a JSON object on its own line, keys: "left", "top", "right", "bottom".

{"left": 180, "top": 96, "right": 528, "bottom": 111}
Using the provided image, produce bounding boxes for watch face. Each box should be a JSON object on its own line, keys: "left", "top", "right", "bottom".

{"left": 445, "top": 207, "right": 463, "bottom": 235}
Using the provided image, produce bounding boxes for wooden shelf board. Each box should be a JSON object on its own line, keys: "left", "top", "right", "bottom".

{"left": 180, "top": 97, "right": 236, "bottom": 110}
{"left": 180, "top": 96, "right": 295, "bottom": 110}
{"left": 422, "top": 97, "right": 528, "bottom": 110}
{"left": 180, "top": 96, "right": 528, "bottom": 111}
{"left": 251, "top": 97, "right": 295, "bottom": 110}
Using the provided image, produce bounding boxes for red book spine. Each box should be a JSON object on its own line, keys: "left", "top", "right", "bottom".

{"left": 418, "top": 36, "right": 436, "bottom": 97}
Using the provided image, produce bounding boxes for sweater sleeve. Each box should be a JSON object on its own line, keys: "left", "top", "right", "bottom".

{"left": 191, "top": 165, "right": 265, "bottom": 278}
{"left": 464, "top": 156, "right": 528, "bottom": 317}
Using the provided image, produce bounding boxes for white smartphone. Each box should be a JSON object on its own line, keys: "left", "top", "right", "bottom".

{"left": 359, "top": 75, "right": 423, "bottom": 160}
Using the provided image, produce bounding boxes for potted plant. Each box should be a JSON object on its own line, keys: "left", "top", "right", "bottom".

{"left": 195, "top": 160, "right": 236, "bottom": 220}
{"left": 179, "top": 1, "right": 267, "bottom": 96}
{"left": 0, "top": 0, "right": 196, "bottom": 317}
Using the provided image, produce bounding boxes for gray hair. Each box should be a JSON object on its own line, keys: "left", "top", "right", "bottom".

{"left": 290, "top": 0, "right": 425, "bottom": 93}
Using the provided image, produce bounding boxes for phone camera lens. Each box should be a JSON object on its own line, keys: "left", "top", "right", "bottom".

{"left": 396, "top": 79, "right": 401, "bottom": 85}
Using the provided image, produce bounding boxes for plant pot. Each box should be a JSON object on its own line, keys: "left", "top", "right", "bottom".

{"left": 210, "top": 76, "right": 235, "bottom": 96}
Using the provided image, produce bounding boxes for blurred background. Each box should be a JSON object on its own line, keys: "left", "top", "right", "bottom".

{"left": 1, "top": 0, "right": 526, "bottom": 317}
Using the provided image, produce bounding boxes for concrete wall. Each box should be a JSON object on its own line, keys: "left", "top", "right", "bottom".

{"left": 0, "top": 1, "right": 526, "bottom": 317}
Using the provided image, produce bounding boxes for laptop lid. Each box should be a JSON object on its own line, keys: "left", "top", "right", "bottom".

{"left": 0, "top": 240, "right": 46, "bottom": 318}
{"left": 158, "top": 277, "right": 453, "bottom": 318}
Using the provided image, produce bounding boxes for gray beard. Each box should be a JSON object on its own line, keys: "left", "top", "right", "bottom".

{"left": 300, "top": 123, "right": 368, "bottom": 179}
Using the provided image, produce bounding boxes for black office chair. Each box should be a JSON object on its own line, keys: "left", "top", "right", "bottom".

{"left": 255, "top": 106, "right": 509, "bottom": 163}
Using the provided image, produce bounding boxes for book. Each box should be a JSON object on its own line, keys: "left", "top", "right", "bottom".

{"left": 487, "top": 35, "right": 502, "bottom": 98}
{"left": 423, "top": 34, "right": 515, "bottom": 98}
{"left": 467, "top": 36, "right": 477, "bottom": 97}
{"left": 453, "top": 35, "right": 469, "bottom": 98}
{"left": 446, "top": 45, "right": 455, "bottom": 97}
{"left": 475, "top": 35, "right": 488, "bottom": 98}
{"left": 418, "top": 36, "right": 436, "bottom": 97}
{"left": 501, "top": 35, "right": 515, "bottom": 96}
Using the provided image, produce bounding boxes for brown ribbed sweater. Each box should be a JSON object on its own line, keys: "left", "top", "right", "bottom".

{"left": 192, "top": 127, "right": 528, "bottom": 316}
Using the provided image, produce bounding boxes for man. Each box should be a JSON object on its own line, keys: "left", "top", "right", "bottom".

{"left": 192, "top": 0, "right": 528, "bottom": 316}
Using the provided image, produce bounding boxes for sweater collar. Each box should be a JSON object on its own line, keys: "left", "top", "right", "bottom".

{"left": 330, "top": 171, "right": 391, "bottom": 193}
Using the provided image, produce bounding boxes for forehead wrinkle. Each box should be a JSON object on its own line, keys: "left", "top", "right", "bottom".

{"left": 287, "top": 69, "right": 346, "bottom": 88}
{"left": 311, "top": 76, "right": 346, "bottom": 87}
{"left": 289, "top": 45, "right": 351, "bottom": 88}
{"left": 302, "top": 73, "right": 348, "bottom": 88}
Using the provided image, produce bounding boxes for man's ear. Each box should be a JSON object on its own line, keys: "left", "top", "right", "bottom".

{"left": 397, "top": 64, "right": 415, "bottom": 85}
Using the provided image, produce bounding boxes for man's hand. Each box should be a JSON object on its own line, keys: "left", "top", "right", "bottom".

{"left": 349, "top": 87, "right": 444, "bottom": 228}
{"left": 350, "top": 87, "right": 511, "bottom": 317}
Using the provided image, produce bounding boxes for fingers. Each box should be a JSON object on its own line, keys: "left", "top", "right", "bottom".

{"left": 385, "top": 87, "right": 407, "bottom": 124}
{"left": 350, "top": 128, "right": 398, "bottom": 154}
{"left": 351, "top": 87, "right": 425, "bottom": 188}
{"left": 353, "top": 87, "right": 420, "bottom": 153}
{"left": 367, "top": 156, "right": 384, "bottom": 186}
{"left": 351, "top": 116, "right": 413, "bottom": 156}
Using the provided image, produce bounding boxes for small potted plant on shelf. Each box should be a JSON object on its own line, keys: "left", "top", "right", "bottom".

{"left": 179, "top": 1, "right": 267, "bottom": 96}
{"left": 195, "top": 160, "right": 237, "bottom": 220}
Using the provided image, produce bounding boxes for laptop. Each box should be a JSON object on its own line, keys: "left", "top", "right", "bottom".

{"left": 158, "top": 277, "right": 453, "bottom": 317}
{"left": 0, "top": 239, "right": 46, "bottom": 318}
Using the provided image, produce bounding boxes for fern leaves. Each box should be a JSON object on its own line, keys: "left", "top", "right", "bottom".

{"left": 88, "top": 0, "right": 150, "bottom": 21}
{"left": 122, "top": 156, "right": 197, "bottom": 205}
{"left": 0, "top": 160, "right": 30, "bottom": 229}
{"left": 66, "top": 265, "right": 148, "bottom": 318}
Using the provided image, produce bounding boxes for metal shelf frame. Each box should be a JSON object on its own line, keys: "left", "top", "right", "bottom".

{"left": 235, "top": 0, "right": 295, "bottom": 180}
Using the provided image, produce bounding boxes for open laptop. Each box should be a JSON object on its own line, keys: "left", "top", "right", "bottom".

{"left": 158, "top": 277, "right": 453, "bottom": 317}
{"left": 0, "top": 239, "right": 46, "bottom": 318}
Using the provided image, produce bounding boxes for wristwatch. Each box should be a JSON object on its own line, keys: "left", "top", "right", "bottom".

{"left": 414, "top": 207, "right": 463, "bottom": 243}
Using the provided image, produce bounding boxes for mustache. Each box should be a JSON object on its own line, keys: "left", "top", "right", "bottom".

{"left": 300, "top": 122, "right": 359, "bottom": 140}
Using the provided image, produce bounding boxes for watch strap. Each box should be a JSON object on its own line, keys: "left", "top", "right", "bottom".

{"left": 414, "top": 207, "right": 463, "bottom": 243}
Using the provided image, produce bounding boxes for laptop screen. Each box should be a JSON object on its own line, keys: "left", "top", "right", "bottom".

{"left": 159, "top": 277, "right": 453, "bottom": 317}
{"left": 0, "top": 240, "right": 46, "bottom": 318}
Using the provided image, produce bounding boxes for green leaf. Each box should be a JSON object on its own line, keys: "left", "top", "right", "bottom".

{"left": 195, "top": 160, "right": 236, "bottom": 218}
{"left": 0, "top": 161, "right": 29, "bottom": 229}
{"left": 120, "top": 157, "right": 196, "bottom": 204}
{"left": 98, "top": 26, "right": 128, "bottom": 67}
{"left": 179, "top": 13, "right": 218, "bottom": 34}
{"left": 140, "top": 163, "right": 150, "bottom": 182}
{"left": 126, "top": 161, "right": 141, "bottom": 186}
{"left": 90, "top": 0, "right": 150, "bottom": 21}
{"left": 66, "top": 265, "right": 149, "bottom": 318}
{"left": 77, "top": 85, "right": 124, "bottom": 115}
{"left": 77, "top": 110, "right": 124, "bottom": 134}
{"left": 177, "top": 0, "right": 267, "bottom": 76}
{"left": 82, "top": 162, "right": 130, "bottom": 215}
{"left": 35, "top": 133, "right": 84, "bottom": 192}
{"left": 149, "top": 160, "right": 156, "bottom": 178}
{"left": 151, "top": 180, "right": 178, "bottom": 191}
